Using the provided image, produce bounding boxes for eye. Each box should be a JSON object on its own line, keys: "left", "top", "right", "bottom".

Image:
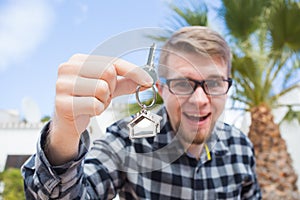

{"left": 172, "top": 79, "right": 193, "bottom": 89}
{"left": 205, "top": 80, "right": 223, "bottom": 88}
{"left": 174, "top": 80, "right": 188, "bottom": 87}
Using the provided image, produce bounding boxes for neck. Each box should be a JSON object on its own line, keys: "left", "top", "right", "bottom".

{"left": 181, "top": 140, "right": 204, "bottom": 160}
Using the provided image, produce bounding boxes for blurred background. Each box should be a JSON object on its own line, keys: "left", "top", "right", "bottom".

{"left": 1, "top": 0, "right": 299, "bottom": 199}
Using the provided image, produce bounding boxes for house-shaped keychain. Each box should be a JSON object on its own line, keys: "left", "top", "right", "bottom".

{"left": 128, "top": 109, "right": 162, "bottom": 139}
{"left": 127, "top": 44, "right": 162, "bottom": 139}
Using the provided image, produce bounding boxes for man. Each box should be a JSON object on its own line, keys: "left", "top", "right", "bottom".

{"left": 22, "top": 26, "right": 261, "bottom": 199}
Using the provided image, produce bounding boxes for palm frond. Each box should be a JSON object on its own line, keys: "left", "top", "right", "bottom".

{"left": 268, "top": 0, "right": 300, "bottom": 52}
{"left": 219, "top": 0, "right": 270, "bottom": 39}
{"left": 230, "top": 95, "right": 253, "bottom": 108}
{"left": 155, "top": 0, "right": 208, "bottom": 42}
{"left": 279, "top": 105, "right": 300, "bottom": 125}
{"left": 270, "top": 84, "right": 300, "bottom": 103}
{"left": 170, "top": 4, "right": 207, "bottom": 27}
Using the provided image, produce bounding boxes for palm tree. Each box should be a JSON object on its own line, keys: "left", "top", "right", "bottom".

{"left": 151, "top": 0, "right": 300, "bottom": 198}
{"left": 220, "top": 0, "right": 300, "bottom": 198}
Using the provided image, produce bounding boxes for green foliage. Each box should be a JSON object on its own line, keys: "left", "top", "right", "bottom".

{"left": 151, "top": 0, "right": 208, "bottom": 43}
{"left": 169, "top": 2, "right": 207, "bottom": 27}
{"left": 280, "top": 106, "right": 300, "bottom": 125}
{"left": 219, "top": 0, "right": 300, "bottom": 110}
{"left": 41, "top": 115, "right": 51, "bottom": 123}
{"left": 0, "top": 168, "right": 25, "bottom": 200}
{"left": 268, "top": 0, "right": 300, "bottom": 51}
{"left": 220, "top": 0, "right": 270, "bottom": 39}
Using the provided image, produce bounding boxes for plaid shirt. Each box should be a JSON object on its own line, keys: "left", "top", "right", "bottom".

{"left": 22, "top": 107, "right": 261, "bottom": 200}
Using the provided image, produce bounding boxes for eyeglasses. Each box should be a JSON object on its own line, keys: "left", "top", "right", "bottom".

{"left": 159, "top": 77, "right": 232, "bottom": 96}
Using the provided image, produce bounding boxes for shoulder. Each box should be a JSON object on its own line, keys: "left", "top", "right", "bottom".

{"left": 215, "top": 121, "right": 254, "bottom": 155}
{"left": 216, "top": 121, "right": 252, "bottom": 145}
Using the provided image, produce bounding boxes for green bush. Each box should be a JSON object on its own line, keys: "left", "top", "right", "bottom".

{"left": 0, "top": 168, "right": 25, "bottom": 200}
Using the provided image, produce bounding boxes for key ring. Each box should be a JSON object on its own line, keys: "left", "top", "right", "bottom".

{"left": 135, "top": 85, "right": 157, "bottom": 109}
{"left": 127, "top": 44, "right": 162, "bottom": 139}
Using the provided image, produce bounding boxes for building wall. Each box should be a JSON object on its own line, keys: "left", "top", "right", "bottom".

{"left": 0, "top": 123, "right": 43, "bottom": 171}
{"left": 0, "top": 103, "right": 128, "bottom": 171}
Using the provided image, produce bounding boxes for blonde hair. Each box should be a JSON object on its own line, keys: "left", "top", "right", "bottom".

{"left": 158, "top": 26, "right": 231, "bottom": 77}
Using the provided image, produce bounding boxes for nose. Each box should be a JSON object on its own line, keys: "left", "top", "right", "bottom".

{"left": 188, "top": 86, "right": 210, "bottom": 105}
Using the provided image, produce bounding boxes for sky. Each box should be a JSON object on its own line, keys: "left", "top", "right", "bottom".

{"left": 0, "top": 0, "right": 222, "bottom": 121}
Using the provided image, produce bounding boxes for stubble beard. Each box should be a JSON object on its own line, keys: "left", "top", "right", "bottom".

{"left": 176, "top": 122, "right": 215, "bottom": 148}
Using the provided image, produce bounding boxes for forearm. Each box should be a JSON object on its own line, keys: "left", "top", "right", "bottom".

{"left": 22, "top": 123, "right": 90, "bottom": 199}
{"left": 22, "top": 124, "right": 125, "bottom": 199}
{"left": 45, "top": 121, "right": 82, "bottom": 165}
{"left": 23, "top": 156, "right": 87, "bottom": 199}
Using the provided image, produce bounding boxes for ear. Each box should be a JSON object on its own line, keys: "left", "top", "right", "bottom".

{"left": 156, "top": 81, "right": 163, "bottom": 97}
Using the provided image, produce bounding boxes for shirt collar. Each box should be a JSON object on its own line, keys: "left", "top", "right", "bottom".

{"left": 205, "top": 121, "right": 230, "bottom": 156}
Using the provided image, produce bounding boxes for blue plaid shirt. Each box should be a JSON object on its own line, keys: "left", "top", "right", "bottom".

{"left": 22, "top": 107, "right": 261, "bottom": 199}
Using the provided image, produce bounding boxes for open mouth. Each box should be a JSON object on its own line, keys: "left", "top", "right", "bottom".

{"left": 183, "top": 113, "right": 211, "bottom": 122}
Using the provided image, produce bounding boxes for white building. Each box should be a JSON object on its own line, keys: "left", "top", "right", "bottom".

{"left": 0, "top": 112, "right": 44, "bottom": 171}
{"left": 0, "top": 103, "right": 128, "bottom": 171}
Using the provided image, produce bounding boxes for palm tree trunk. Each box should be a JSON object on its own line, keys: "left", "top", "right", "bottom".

{"left": 249, "top": 104, "right": 299, "bottom": 199}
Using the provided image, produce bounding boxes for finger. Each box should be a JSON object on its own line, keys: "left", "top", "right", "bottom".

{"left": 56, "top": 95, "right": 105, "bottom": 118}
{"left": 62, "top": 54, "right": 153, "bottom": 92}
{"left": 73, "top": 56, "right": 153, "bottom": 95}
{"left": 66, "top": 54, "right": 153, "bottom": 87}
{"left": 113, "top": 78, "right": 153, "bottom": 97}
{"left": 79, "top": 63, "right": 117, "bottom": 97}
{"left": 59, "top": 59, "right": 117, "bottom": 80}
{"left": 58, "top": 61, "right": 117, "bottom": 97}
{"left": 56, "top": 75, "right": 111, "bottom": 105}
{"left": 74, "top": 58, "right": 153, "bottom": 87}
{"left": 72, "top": 96, "right": 105, "bottom": 117}
{"left": 72, "top": 77, "right": 111, "bottom": 103}
{"left": 112, "top": 78, "right": 137, "bottom": 97}
{"left": 68, "top": 54, "right": 108, "bottom": 62}
{"left": 113, "top": 59, "right": 153, "bottom": 87}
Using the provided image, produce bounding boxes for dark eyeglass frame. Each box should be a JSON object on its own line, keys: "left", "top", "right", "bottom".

{"left": 159, "top": 77, "right": 233, "bottom": 96}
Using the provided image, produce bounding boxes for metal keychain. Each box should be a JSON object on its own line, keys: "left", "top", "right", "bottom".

{"left": 127, "top": 44, "right": 162, "bottom": 139}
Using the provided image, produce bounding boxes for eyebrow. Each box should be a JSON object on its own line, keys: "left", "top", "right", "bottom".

{"left": 205, "top": 75, "right": 226, "bottom": 79}
{"left": 171, "top": 75, "right": 226, "bottom": 80}
{"left": 163, "top": 71, "right": 229, "bottom": 80}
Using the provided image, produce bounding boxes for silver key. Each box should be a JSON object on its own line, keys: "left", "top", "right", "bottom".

{"left": 142, "top": 43, "right": 158, "bottom": 84}
{"left": 127, "top": 44, "right": 162, "bottom": 139}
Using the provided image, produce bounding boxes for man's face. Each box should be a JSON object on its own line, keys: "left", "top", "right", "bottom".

{"left": 157, "top": 52, "right": 229, "bottom": 146}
